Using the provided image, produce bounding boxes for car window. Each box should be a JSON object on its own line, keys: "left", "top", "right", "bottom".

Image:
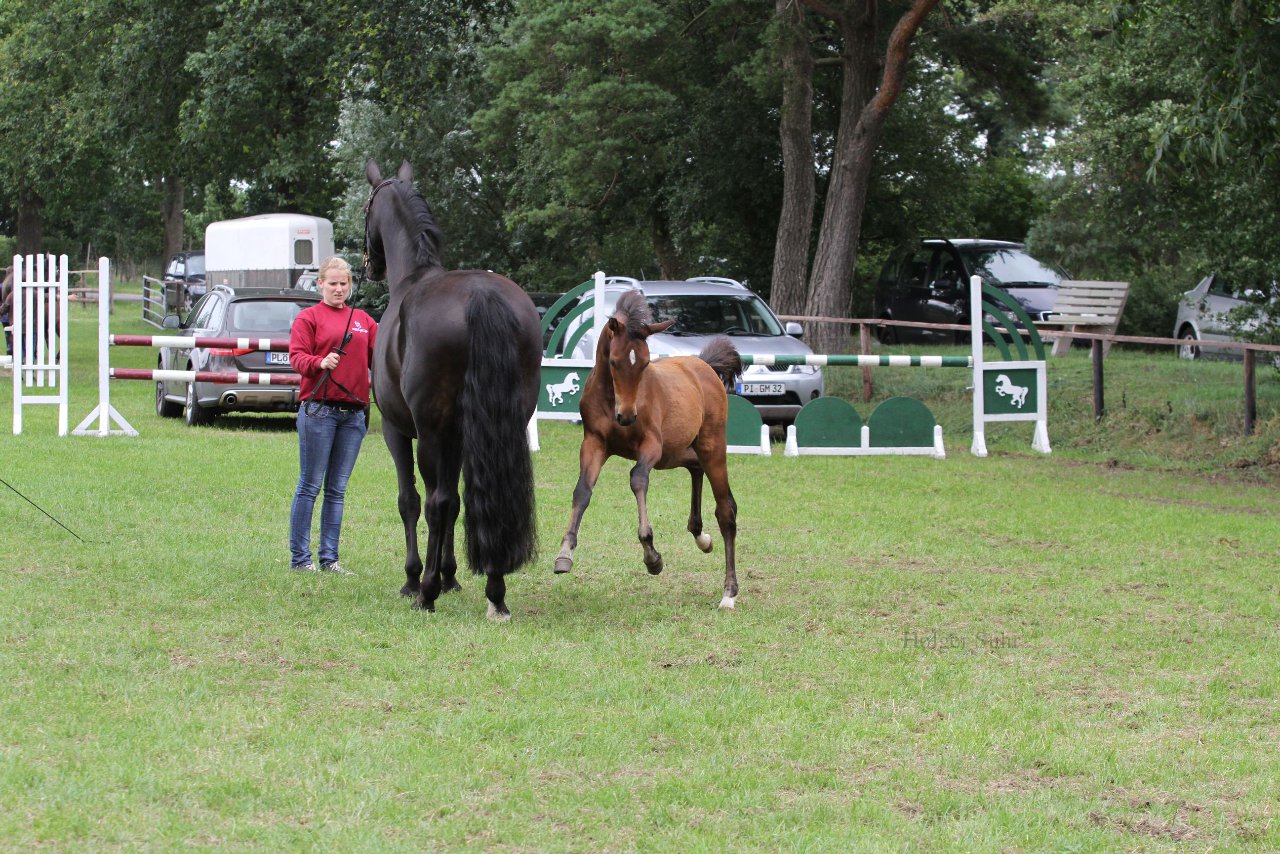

{"left": 648, "top": 294, "right": 784, "bottom": 336}
{"left": 933, "top": 251, "right": 964, "bottom": 286}
{"left": 186, "top": 254, "right": 205, "bottom": 276}
{"left": 902, "top": 250, "right": 933, "bottom": 289}
{"left": 229, "top": 298, "right": 316, "bottom": 333}
{"left": 962, "top": 248, "right": 1063, "bottom": 287}
{"left": 190, "top": 294, "right": 219, "bottom": 329}
{"left": 207, "top": 296, "right": 227, "bottom": 332}
{"left": 1206, "top": 276, "right": 1248, "bottom": 300}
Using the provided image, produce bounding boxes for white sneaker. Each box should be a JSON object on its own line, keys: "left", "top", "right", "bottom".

{"left": 320, "top": 561, "right": 355, "bottom": 576}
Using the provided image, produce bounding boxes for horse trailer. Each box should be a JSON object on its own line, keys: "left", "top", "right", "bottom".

{"left": 204, "top": 213, "right": 334, "bottom": 291}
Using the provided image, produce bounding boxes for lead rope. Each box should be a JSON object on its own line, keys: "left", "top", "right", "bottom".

{"left": 303, "top": 305, "right": 356, "bottom": 416}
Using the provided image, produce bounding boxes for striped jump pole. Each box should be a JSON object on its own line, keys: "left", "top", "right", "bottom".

{"left": 109, "top": 335, "right": 289, "bottom": 351}
{"left": 110, "top": 368, "right": 301, "bottom": 386}
{"left": 741, "top": 354, "right": 972, "bottom": 368}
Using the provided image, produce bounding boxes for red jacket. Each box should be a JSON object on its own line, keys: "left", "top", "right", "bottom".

{"left": 289, "top": 303, "right": 378, "bottom": 406}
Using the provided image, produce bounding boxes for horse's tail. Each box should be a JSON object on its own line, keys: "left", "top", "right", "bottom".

{"left": 461, "top": 288, "right": 538, "bottom": 576}
{"left": 699, "top": 336, "right": 743, "bottom": 393}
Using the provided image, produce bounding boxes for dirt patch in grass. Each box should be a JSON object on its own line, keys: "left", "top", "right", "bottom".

{"left": 1090, "top": 791, "right": 1205, "bottom": 841}
{"left": 1098, "top": 490, "right": 1280, "bottom": 517}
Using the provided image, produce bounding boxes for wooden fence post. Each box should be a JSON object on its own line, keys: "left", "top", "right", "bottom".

{"left": 859, "top": 322, "right": 873, "bottom": 403}
{"left": 1244, "top": 348, "right": 1256, "bottom": 436}
{"left": 1091, "top": 339, "right": 1104, "bottom": 421}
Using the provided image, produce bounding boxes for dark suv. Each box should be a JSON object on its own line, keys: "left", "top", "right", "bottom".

{"left": 155, "top": 284, "right": 320, "bottom": 425}
{"left": 163, "top": 250, "right": 207, "bottom": 305}
{"left": 874, "top": 239, "right": 1066, "bottom": 343}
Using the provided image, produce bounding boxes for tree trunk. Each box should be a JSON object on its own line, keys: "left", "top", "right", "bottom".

{"left": 15, "top": 185, "right": 44, "bottom": 258}
{"left": 650, "top": 197, "right": 685, "bottom": 280}
{"left": 799, "top": 0, "right": 940, "bottom": 354}
{"left": 770, "top": 0, "right": 816, "bottom": 316}
{"left": 160, "top": 175, "right": 186, "bottom": 260}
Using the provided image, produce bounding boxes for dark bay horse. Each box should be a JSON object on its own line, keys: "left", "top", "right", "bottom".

{"left": 554, "top": 290, "right": 744, "bottom": 608}
{"left": 363, "top": 160, "right": 542, "bottom": 620}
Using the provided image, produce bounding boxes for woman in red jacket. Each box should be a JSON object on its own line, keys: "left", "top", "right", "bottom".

{"left": 288, "top": 256, "right": 378, "bottom": 574}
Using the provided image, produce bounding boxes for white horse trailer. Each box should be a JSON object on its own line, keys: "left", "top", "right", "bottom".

{"left": 205, "top": 213, "right": 334, "bottom": 290}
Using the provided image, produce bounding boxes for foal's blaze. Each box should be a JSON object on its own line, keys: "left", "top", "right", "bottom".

{"left": 604, "top": 308, "right": 672, "bottom": 427}
{"left": 555, "top": 289, "right": 742, "bottom": 608}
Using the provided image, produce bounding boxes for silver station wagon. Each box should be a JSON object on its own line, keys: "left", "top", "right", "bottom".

{"left": 567, "top": 277, "right": 824, "bottom": 423}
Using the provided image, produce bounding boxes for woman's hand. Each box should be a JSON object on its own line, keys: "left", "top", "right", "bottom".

{"left": 320, "top": 351, "right": 341, "bottom": 371}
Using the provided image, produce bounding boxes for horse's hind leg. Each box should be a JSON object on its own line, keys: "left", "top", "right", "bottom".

{"left": 485, "top": 573, "right": 510, "bottom": 622}
{"left": 425, "top": 435, "right": 464, "bottom": 596}
{"left": 384, "top": 428, "right": 424, "bottom": 598}
{"left": 416, "top": 432, "right": 463, "bottom": 613}
{"left": 686, "top": 464, "right": 713, "bottom": 553}
{"left": 630, "top": 455, "right": 663, "bottom": 575}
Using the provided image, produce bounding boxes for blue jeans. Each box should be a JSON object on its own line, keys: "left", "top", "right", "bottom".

{"left": 289, "top": 404, "right": 368, "bottom": 567}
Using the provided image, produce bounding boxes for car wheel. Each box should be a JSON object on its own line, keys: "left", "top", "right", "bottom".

{"left": 878, "top": 320, "right": 899, "bottom": 346}
{"left": 1178, "top": 329, "right": 1200, "bottom": 360}
{"left": 156, "top": 381, "right": 181, "bottom": 418}
{"left": 155, "top": 355, "right": 181, "bottom": 418}
{"left": 183, "top": 381, "right": 212, "bottom": 426}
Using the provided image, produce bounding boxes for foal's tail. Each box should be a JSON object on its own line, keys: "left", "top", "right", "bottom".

{"left": 699, "top": 336, "right": 744, "bottom": 393}
{"left": 461, "top": 288, "right": 538, "bottom": 576}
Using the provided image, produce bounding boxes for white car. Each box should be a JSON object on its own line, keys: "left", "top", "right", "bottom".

{"left": 563, "top": 276, "right": 823, "bottom": 423}
{"left": 1173, "top": 273, "right": 1276, "bottom": 360}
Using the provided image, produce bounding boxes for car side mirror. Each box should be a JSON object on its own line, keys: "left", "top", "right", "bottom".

{"left": 784, "top": 321, "right": 804, "bottom": 338}
{"left": 162, "top": 314, "right": 182, "bottom": 329}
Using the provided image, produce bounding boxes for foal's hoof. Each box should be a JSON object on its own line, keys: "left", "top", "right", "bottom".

{"left": 442, "top": 576, "right": 463, "bottom": 594}
{"left": 554, "top": 557, "right": 573, "bottom": 574}
{"left": 487, "top": 602, "right": 512, "bottom": 622}
{"left": 694, "top": 533, "right": 713, "bottom": 553}
{"left": 718, "top": 595, "right": 737, "bottom": 610}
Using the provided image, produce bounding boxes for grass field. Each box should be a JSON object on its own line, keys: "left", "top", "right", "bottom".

{"left": 2, "top": 303, "right": 1278, "bottom": 850}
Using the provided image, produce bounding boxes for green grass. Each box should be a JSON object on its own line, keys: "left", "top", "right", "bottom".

{"left": 1, "top": 305, "right": 1278, "bottom": 850}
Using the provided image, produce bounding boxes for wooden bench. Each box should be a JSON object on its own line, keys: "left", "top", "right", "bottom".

{"left": 1038, "top": 280, "right": 1130, "bottom": 356}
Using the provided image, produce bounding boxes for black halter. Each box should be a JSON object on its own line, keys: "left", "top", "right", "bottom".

{"left": 361, "top": 178, "right": 396, "bottom": 284}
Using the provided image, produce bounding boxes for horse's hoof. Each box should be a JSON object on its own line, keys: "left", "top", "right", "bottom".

{"left": 646, "top": 558, "right": 664, "bottom": 576}
{"left": 718, "top": 595, "right": 736, "bottom": 610}
{"left": 411, "top": 597, "right": 436, "bottom": 613}
{"left": 487, "top": 602, "right": 511, "bottom": 622}
{"left": 554, "top": 557, "right": 573, "bottom": 574}
{"left": 442, "top": 577, "right": 462, "bottom": 593}
{"left": 695, "top": 533, "right": 713, "bottom": 553}
{"left": 399, "top": 582, "right": 418, "bottom": 598}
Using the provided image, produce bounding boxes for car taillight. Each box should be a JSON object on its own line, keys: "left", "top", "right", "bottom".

{"left": 208, "top": 347, "right": 254, "bottom": 357}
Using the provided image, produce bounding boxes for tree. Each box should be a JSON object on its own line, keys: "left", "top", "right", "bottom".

{"left": 769, "top": 0, "right": 939, "bottom": 354}
{"left": 0, "top": 0, "right": 114, "bottom": 257}
{"left": 99, "top": 0, "right": 222, "bottom": 262}
{"left": 472, "top": 0, "right": 780, "bottom": 290}
{"left": 180, "top": 0, "right": 352, "bottom": 217}
{"left": 1026, "top": 0, "right": 1280, "bottom": 337}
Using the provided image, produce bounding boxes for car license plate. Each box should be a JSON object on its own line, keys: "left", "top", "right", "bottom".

{"left": 266, "top": 352, "right": 290, "bottom": 365}
{"left": 737, "top": 382, "right": 785, "bottom": 396}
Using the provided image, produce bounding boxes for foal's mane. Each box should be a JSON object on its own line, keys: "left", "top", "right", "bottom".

{"left": 392, "top": 180, "right": 445, "bottom": 271}
{"left": 613, "top": 289, "right": 653, "bottom": 338}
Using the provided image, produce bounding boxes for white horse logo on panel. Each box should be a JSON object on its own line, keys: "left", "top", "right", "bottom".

{"left": 546, "top": 372, "right": 581, "bottom": 406}
{"left": 994, "top": 373, "right": 1028, "bottom": 408}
